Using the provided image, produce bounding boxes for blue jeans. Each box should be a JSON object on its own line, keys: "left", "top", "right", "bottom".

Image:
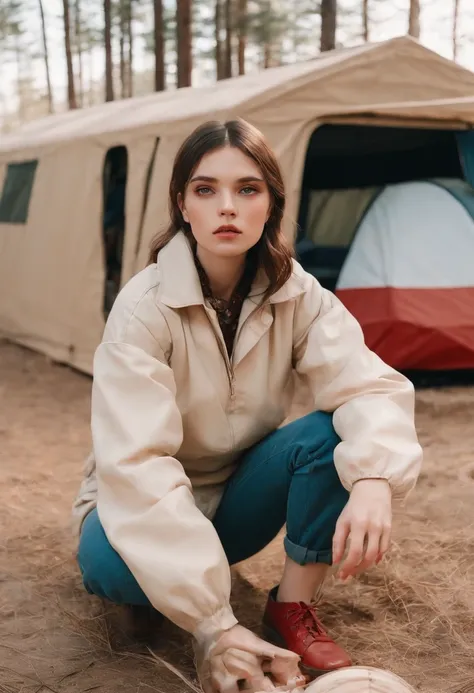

{"left": 78, "top": 411, "right": 349, "bottom": 606}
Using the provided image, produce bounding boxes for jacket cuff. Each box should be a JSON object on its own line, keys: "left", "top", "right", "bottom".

{"left": 192, "top": 606, "right": 238, "bottom": 645}
{"left": 350, "top": 475, "right": 416, "bottom": 501}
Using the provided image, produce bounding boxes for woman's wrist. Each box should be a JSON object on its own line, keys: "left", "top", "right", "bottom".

{"left": 352, "top": 477, "right": 391, "bottom": 490}
{"left": 193, "top": 607, "right": 238, "bottom": 648}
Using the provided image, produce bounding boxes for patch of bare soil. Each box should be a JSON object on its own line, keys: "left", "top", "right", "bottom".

{"left": 1, "top": 339, "right": 474, "bottom": 693}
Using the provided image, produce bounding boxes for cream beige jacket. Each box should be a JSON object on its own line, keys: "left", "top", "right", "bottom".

{"left": 73, "top": 231, "right": 422, "bottom": 643}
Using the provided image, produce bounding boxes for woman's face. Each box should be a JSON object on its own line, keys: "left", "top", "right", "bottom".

{"left": 179, "top": 146, "right": 272, "bottom": 258}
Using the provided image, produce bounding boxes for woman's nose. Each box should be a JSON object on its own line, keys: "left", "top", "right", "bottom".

{"left": 218, "top": 190, "right": 237, "bottom": 216}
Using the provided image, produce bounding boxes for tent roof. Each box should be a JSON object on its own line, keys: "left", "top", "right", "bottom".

{"left": 2, "top": 36, "right": 474, "bottom": 154}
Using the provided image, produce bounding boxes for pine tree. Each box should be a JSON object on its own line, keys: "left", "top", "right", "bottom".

{"left": 452, "top": 0, "right": 460, "bottom": 61}
{"left": 408, "top": 0, "right": 420, "bottom": 39}
{"left": 237, "top": 0, "right": 247, "bottom": 75}
{"left": 63, "top": 0, "right": 78, "bottom": 108}
{"left": 177, "top": 0, "right": 193, "bottom": 87}
{"left": 320, "top": 0, "right": 337, "bottom": 52}
{"left": 154, "top": 0, "right": 165, "bottom": 90}
{"left": 247, "top": 0, "right": 286, "bottom": 69}
{"left": 38, "top": 0, "right": 54, "bottom": 112}
{"left": 362, "top": 0, "right": 369, "bottom": 42}
{"left": 104, "top": 0, "right": 114, "bottom": 101}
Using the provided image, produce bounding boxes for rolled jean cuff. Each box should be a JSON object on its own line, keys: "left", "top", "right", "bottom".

{"left": 284, "top": 536, "right": 333, "bottom": 566}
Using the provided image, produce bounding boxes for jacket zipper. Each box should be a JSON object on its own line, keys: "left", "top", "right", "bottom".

{"left": 220, "top": 343, "right": 235, "bottom": 398}
{"left": 205, "top": 302, "right": 262, "bottom": 398}
{"left": 204, "top": 308, "right": 235, "bottom": 396}
{"left": 203, "top": 307, "right": 236, "bottom": 451}
{"left": 233, "top": 301, "right": 260, "bottom": 348}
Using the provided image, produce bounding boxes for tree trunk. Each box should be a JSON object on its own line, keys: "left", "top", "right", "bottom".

{"left": 63, "top": 0, "right": 77, "bottom": 109}
{"left": 154, "top": 0, "right": 165, "bottom": 91}
{"left": 0, "top": 87, "right": 8, "bottom": 132}
{"left": 263, "top": 42, "right": 271, "bottom": 69}
{"left": 38, "top": 0, "right": 54, "bottom": 113}
{"left": 215, "top": 0, "right": 225, "bottom": 80}
{"left": 87, "top": 33, "right": 95, "bottom": 106}
{"left": 224, "top": 0, "right": 233, "bottom": 78}
{"left": 320, "top": 0, "right": 337, "bottom": 52}
{"left": 14, "top": 33, "right": 25, "bottom": 121}
{"left": 119, "top": 0, "right": 126, "bottom": 97}
{"left": 362, "top": 0, "right": 369, "bottom": 42}
{"left": 452, "top": 0, "right": 460, "bottom": 61}
{"left": 104, "top": 0, "right": 114, "bottom": 101}
{"left": 127, "top": 0, "right": 134, "bottom": 96}
{"left": 176, "top": 0, "right": 192, "bottom": 87}
{"left": 408, "top": 0, "right": 420, "bottom": 39}
{"left": 237, "top": 0, "right": 247, "bottom": 75}
{"left": 75, "top": 0, "right": 84, "bottom": 106}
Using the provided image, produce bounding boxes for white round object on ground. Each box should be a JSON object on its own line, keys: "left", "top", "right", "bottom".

{"left": 304, "top": 667, "right": 416, "bottom": 693}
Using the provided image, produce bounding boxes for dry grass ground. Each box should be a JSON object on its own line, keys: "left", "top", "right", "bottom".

{"left": 1, "top": 339, "right": 474, "bottom": 693}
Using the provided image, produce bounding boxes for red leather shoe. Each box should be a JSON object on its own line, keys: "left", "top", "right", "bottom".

{"left": 262, "top": 587, "right": 352, "bottom": 677}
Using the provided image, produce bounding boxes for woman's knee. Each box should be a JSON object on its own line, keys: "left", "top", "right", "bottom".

{"left": 287, "top": 411, "right": 340, "bottom": 472}
{"left": 302, "top": 410, "right": 339, "bottom": 444}
{"left": 77, "top": 508, "right": 149, "bottom": 605}
{"left": 78, "top": 508, "right": 121, "bottom": 589}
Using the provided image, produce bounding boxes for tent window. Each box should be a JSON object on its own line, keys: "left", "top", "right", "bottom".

{"left": 103, "top": 146, "right": 128, "bottom": 319}
{"left": 0, "top": 159, "right": 38, "bottom": 224}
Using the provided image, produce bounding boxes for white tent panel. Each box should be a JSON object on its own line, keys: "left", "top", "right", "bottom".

{"left": 337, "top": 182, "right": 474, "bottom": 290}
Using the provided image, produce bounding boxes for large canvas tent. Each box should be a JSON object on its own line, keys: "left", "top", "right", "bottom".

{"left": 2, "top": 36, "right": 474, "bottom": 375}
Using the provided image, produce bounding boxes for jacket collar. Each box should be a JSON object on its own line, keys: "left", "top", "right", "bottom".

{"left": 157, "top": 231, "right": 305, "bottom": 308}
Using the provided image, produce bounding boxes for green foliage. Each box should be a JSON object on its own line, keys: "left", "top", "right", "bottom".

{"left": 0, "top": 1, "right": 24, "bottom": 49}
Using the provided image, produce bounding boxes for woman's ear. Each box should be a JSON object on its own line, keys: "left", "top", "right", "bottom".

{"left": 177, "top": 192, "right": 189, "bottom": 223}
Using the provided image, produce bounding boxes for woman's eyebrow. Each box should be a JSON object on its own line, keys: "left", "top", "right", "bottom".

{"left": 189, "top": 175, "right": 265, "bottom": 183}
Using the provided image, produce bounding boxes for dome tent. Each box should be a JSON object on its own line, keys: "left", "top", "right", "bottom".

{"left": 299, "top": 179, "right": 474, "bottom": 371}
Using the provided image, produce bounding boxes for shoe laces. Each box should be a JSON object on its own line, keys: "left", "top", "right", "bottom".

{"left": 286, "top": 602, "right": 331, "bottom": 644}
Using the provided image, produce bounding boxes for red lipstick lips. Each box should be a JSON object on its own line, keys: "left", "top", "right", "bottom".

{"left": 213, "top": 225, "right": 242, "bottom": 235}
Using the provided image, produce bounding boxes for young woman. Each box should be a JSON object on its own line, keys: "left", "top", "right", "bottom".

{"left": 74, "top": 119, "right": 422, "bottom": 693}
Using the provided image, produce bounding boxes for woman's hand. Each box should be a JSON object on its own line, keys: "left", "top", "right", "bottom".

{"left": 332, "top": 478, "right": 392, "bottom": 581}
{"left": 195, "top": 624, "right": 305, "bottom": 693}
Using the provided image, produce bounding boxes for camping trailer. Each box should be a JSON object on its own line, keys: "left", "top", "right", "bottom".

{"left": 1, "top": 36, "right": 474, "bottom": 375}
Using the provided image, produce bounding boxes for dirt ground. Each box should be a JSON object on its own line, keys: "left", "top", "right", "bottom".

{"left": 1, "top": 338, "right": 474, "bottom": 693}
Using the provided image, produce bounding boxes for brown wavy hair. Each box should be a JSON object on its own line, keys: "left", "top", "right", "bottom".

{"left": 148, "top": 118, "right": 294, "bottom": 302}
